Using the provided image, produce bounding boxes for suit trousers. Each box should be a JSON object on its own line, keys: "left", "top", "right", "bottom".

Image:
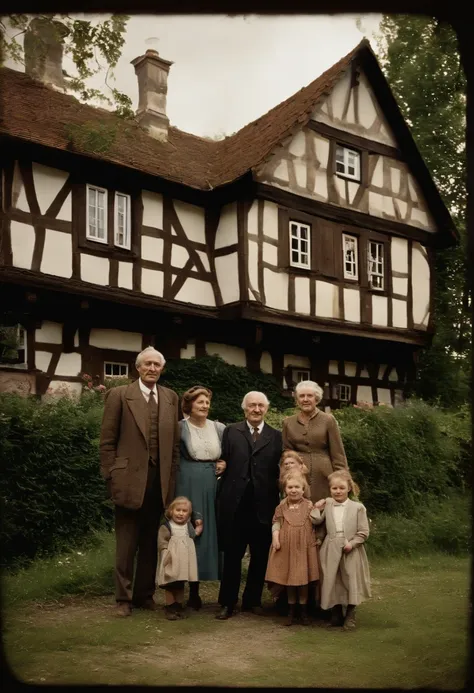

{"left": 218, "top": 483, "right": 272, "bottom": 609}
{"left": 114, "top": 463, "right": 163, "bottom": 604}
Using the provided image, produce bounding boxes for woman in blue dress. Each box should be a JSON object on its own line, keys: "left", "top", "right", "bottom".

{"left": 176, "top": 386, "right": 226, "bottom": 609}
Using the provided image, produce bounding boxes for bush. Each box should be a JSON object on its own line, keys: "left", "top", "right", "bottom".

{"left": 160, "top": 355, "right": 291, "bottom": 423}
{"left": 334, "top": 400, "right": 470, "bottom": 516}
{"left": 0, "top": 393, "right": 112, "bottom": 568}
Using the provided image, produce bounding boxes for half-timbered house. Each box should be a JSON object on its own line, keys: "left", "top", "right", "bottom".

{"left": 0, "top": 25, "right": 457, "bottom": 408}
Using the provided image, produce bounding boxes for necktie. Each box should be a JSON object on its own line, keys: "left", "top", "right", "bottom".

{"left": 252, "top": 427, "right": 260, "bottom": 442}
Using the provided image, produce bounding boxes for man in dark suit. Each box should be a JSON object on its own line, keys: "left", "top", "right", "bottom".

{"left": 216, "top": 391, "right": 282, "bottom": 619}
{"left": 99, "top": 346, "right": 180, "bottom": 617}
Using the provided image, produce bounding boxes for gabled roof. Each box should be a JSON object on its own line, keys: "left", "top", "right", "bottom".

{"left": 0, "top": 38, "right": 457, "bottom": 242}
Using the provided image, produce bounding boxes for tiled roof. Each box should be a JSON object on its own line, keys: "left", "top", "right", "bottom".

{"left": 0, "top": 40, "right": 368, "bottom": 190}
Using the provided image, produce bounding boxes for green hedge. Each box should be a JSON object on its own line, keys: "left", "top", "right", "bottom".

{"left": 0, "top": 393, "right": 111, "bottom": 568}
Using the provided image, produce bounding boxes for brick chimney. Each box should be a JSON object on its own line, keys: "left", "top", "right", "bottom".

{"left": 24, "top": 17, "right": 68, "bottom": 92}
{"left": 131, "top": 50, "right": 173, "bottom": 142}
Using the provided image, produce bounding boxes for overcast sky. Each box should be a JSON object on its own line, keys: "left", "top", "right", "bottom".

{"left": 7, "top": 13, "right": 382, "bottom": 138}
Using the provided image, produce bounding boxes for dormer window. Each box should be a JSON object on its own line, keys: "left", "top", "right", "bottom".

{"left": 87, "top": 185, "right": 107, "bottom": 243}
{"left": 289, "top": 221, "right": 311, "bottom": 269}
{"left": 343, "top": 234, "right": 358, "bottom": 280}
{"left": 115, "top": 193, "right": 131, "bottom": 250}
{"left": 368, "top": 241, "right": 384, "bottom": 290}
{"left": 85, "top": 185, "right": 132, "bottom": 250}
{"left": 335, "top": 145, "right": 361, "bottom": 182}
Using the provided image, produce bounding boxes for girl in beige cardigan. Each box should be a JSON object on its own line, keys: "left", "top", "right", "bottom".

{"left": 311, "top": 470, "right": 371, "bottom": 630}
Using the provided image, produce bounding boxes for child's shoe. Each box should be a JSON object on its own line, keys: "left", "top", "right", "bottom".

{"left": 300, "top": 605, "right": 311, "bottom": 626}
{"left": 328, "top": 604, "right": 344, "bottom": 628}
{"left": 164, "top": 603, "right": 179, "bottom": 621}
{"left": 175, "top": 603, "right": 187, "bottom": 619}
{"left": 284, "top": 604, "right": 295, "bottom": 626}
{"left": 343, "top": 605, "right": 356, "bottom": 631}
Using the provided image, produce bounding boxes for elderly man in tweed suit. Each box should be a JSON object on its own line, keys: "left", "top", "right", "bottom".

{"left": 99, "top": 346, "right": 180, "bottom": 617}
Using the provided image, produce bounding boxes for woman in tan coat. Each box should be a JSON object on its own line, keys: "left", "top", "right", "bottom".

{"left": 282, "top": 380, "right": 348, "bottom": 503}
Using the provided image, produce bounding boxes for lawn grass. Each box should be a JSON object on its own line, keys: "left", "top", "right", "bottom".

{"left": 2, "top": 538, "right": 470, "bottom": 689}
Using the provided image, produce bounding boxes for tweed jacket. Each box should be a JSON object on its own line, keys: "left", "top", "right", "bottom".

{"left": 99, "top": 379, "right": 180, "bottom": 510}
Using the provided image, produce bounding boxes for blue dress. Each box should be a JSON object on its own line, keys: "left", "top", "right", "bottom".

{"left": 175, "top": 419, "right": 225, "bottom": 581}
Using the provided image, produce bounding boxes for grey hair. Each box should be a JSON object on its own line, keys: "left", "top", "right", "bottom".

{"left": 294, "top": 380, "right": 323, "bottom": 404}
{"left": 135, "top": 346, "right": 166, "bottom": 369}
{"left": 241, "top": 391, "right": 270, "bottom": 410}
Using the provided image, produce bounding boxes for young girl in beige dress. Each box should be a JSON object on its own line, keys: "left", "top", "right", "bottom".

{"left": 265, "top": 473, "right": 320, "bottom": 626}
{"left": 157, "top": 496, "right": 201, "bottom": 620}
{"left": 311, "top": 469, "right": 371, "bottom": 631}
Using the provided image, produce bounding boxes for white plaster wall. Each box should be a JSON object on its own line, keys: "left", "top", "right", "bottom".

{"left": 313, "top": 134, "right": 330, "bottom": 168}
{"left": 348, "top": 181, "right": 358, "bottom": 205}
{"left": 142, "top": 191, "right": 163, "bottom": 228}
{"left": 141, "top": 268, "right": 164, "bottom": 297}
{"left": 11, "top": 221, "right": 35, "bottom": 269}
{"left": 393, "top": 277, "right": 408, "bottom": 296}
{"left": 216, "top": 254, "right": 239, "bottom": 304}
{"left": 288, "top": 130, "right": 306, "bottom": 157}
{"left": 394, "top": 199, "right": 408, "bottom": 220}
{"left": 215, "top": 203, "right": 238, "bottom": 249}
{"left": 378, "top": 364, "right": 388, "bottom": 380}
{"left": 80, "top": 254, "right": 109, "bottom": 286}
{"left": 335, "top": 176, "right": 346, "bottom": 200}
{"left": 55, "top": 352, "right": 81, "bottom": 377}
{"left": 174, "top": 200, "right": 205, "bottom": 244}
{"left": 264, "top": 269, "right": 289, "bottom": 311}
{"left": 343, "top": 288, "right": 360, "bottom": 323}
{"left": 197, "top": 251, "right": 211, "bottom": 272}
{"left": 372, "top": 295, "right": 388, "bottom": 327}
{"left": 357, "top": 384, "right": 373, "bottom": 404}
{"left": 273, "top": 160, "right": 289, "bottom": 182}
{"left": 263, "top": 201, "right": 279, "bottom": 240}
{"left": 35, "top": 351, "right": 53, "bottom": 372}
{"left": 284, "top": 354, "right": 311, "bottom": 368}
{"left": 295, "top": 276, "right": 311, "bottom": 315}
{"left": 344, "top": 362, "right": 357, "bottom": 377}
{"left": 360, "top": 366, "right": 370, "bottom": 378}
{"left": 142, "top": 236, "right": 164, "bottom": 263}
{"left": 74, "top": 330, "right": 79, "bottom": 347}
{"left": 263, "top": 243, "right": 278, "bottom": 266}
{"left": 383, "top": 196, "right": 396, "bottom": 217}
{"left": 89, "top": 328, "right": 142, "bottom": 352}
{"left": 46, "top": 381, "right": 82, "bottom": 398}
{"left": 247, "top": 200, "right": 258, "bottom": 236}
{"left": 388, "top": 368, "right": 398, "bottom": 382}
{"left": 314, "top": 169, "right": 329, "bottom": 200}
{"left": 371, "top": 157, "right": 384, "bottom": 188}
{"left": 412, "top": 244, "right": 430, "bottom": 324}
{"left": 368, "top": 191, "right": 384, "bottom": 216}
{"left": 205, "top": 342, "right": 246, "bottom": 367}
{"left": 260, "top": 351, "right": 272, "bottom": 374}
{"left": 392, "top": 298, "right": 408, "bottom": 328}
{"left": 118, "top": 262, "right": 133, "bottom": 290}
{"left": 180, "top": 342, "right": 196, "bottom": 359}
{"left": 171, "top": 244, "right": 190, "bottom": 268}
{"left": 35, "top": 321, "right": 62, "bottom": 344}
{"left": 248, "top": 240, "right": 259, "bottom": 295}
{"left": 411, "top": 207, "right": 430, "bottom": 229}
{"left": 294, "top": 159, "right": 306, "bottom": 188}
{"left": 377, "top": 388, "right": 393, "bottom": 406}
{"left": 390, "top": 167, "right": 401, "bottom": 194}
{"left": 391, "top": 237, "right": 408, "bottom": 273}
{"left": 12, "top": 162, "right": 29, "bottom": 212}
{"left": 32, "top": 163, "right": 70, "bottom": 218}
{"left": 175, "top": 278, "right": 216, "bottom": 307}
{"left": 328, "top": 360, "right": 339, "bottom": 375}
{"left": 315, "top": 281, "right": 339, "bottom": 319}
{"left": 40, "top": 229, "right": 72, "bottom": 278}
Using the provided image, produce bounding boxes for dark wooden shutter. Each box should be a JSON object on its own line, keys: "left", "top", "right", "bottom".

{"left": 314, "top": 217, "right": 341, "bottom": 279}
{"left": 278, "top": 207, "right": 290, "bottom": 267}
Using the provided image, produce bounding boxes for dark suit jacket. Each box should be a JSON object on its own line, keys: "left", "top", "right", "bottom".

{"left": 99, "top": 379, "right": 180, "bottom": 510}
{"left": 216, "top": 421, "right": 282, "bottom": 548}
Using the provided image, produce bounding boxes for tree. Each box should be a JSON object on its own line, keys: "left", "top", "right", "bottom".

{"left": 0, "top": 13, "right": 133, "bottom": 118}
{"left": 377, "top": 16, "right": 470, "bottom": 407}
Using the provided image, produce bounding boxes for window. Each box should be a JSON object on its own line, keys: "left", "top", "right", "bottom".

{"left": 104, "top": 362, "right": 129, "bottom": 378}
{"left": 368, "top": 241, "right": 384, "bottom": 290}
{"left": 343, "top": 234, "right": 358, "bottom": 280}
{"left": 114, "top": 193, "right": 131, "bottom": 250}
{"left": 294, "top": 369, "right": 311, "bottom": 383}
{"left": 335, "top": 145, "right": 361, "bottom": 181}
{"left": 337, "top": 384, "right": 351, "bottom": 402}
{"left": 289, "top": 221, "right": 311, "bottom": 269}
{"left": 86, "top": 185, "right": 107, "bottom": 243}
{"left": 0, "top": 324, "right": 27, "bottom": 367}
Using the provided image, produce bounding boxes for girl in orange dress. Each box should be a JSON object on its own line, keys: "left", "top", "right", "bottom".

{"left": 265, "top": 473, "right": 320, "bottom": 626}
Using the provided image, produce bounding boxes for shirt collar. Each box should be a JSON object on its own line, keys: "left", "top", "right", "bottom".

{"left": 333, "top": 499, "right": 349, "bottom": 507}
{"left": 139, "top": 379, "right": 157, "bottom": 397}
{"left": 246, "top": 420, "right": 264, "bottom": 434}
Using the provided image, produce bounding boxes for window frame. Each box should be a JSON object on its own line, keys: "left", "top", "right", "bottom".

{"left": 86, "top": 184, "right": 108, "bottom": 245}
{"left": 114, "top": 192, "right": 132, "bottom": 250}
{"left": 367, "top": 240, "right": 385, "bottom": 291}
{"left": 335, "top": 144, "right": 361, "bottom": 182}
{"left": 342, "top": 233, "right": 359, "bottom": 282}
{"left": 337, "top": 383, "right": 351, "bottom": 403}
{"left": 289, "top": 220, "right": 311, "bottom": 270}
{"left": 104, "top": 361, "right": 129, "bottom": 378}
{"left": 294, "top": 368, "right": 311, "bottom": 383}
{"left": 0, "top": 324, "right": 27, "bottom": 369}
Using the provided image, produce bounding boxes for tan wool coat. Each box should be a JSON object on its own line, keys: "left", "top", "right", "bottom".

{"left": 282, "top": 410, "right": 348, "bottom": 502}
{"left": 311, "top": 498, "right": 371, "bottom": 610}
{"left": 99, "top": 380, "right": 180, "bottom": 510}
